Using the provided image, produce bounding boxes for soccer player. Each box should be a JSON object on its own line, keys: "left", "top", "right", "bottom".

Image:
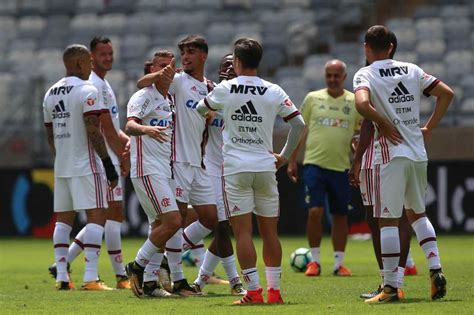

{"left": 287, "top": 59, "right": 362, "bottom": 277}
{"left": 43, "top": 44, "right": 118, "bottom": 290}
{"left": 192, "top": 53, "right": 246, "bottom": 295}
{"left": 136, "top": 35, "right": 224, "bottom": 296}
{"left": 196, "top": 38, "right": 305, "bottom": 304}
{"left": 353, "top": 25, "right": 452, "bottom": 303}
{"left": 58, "top": 37, "right": 132, "bottom": 289}
{"left": 124, "top": 50, "right": 182, "bottom": 298}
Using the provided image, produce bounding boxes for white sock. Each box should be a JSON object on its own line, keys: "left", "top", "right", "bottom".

{"left": 379, "top": 269, "right": 384, "bottom": 285}
{"left": 135, "top": 239, "right": 159, "bottom": 267}
{"left": 53, "top": 222, "right": 72, "bottom": 282}
{"left": 83, "top": 223, "right": 104, "bottom": 282}
{"left": 310, "top": 247, "right": 320, "bottom": 263}
{"left": 166, "top": 228, "right": 184, "bottom": 282}
{"left": 412, "top": 217, "right": 441, "bottom": 270}
{"left": 182, "top": 221, "right": 212, "bottom": 249}
{"left": 190, "top": 242, "right": 206, "bottom": 268}
{"left": 144, "top": 252, "right": 164, "bottom": 282}
{"left": 105, "top": 220, "right": 125, "bottom": 277}
{"left": 397, "top": 267, "right": 405, "bottom": 288}
{"left": 242, "top": 267, "right": 260, "bottom": 291}
{"left": 67, "top": 226, "right": 86, "bottom": 263}
{"left": 334, "top": 251, "right": 345, "bottom": 270}
{"left": 406, "top": 250, "right": 415, "bottom": 268}
{"left": 380, "top": 226, "right": 400, "bottom": 288}
{"left": 221, "top": 254, "right": 241, "bottom": 286}
{"left": 195, "top": 250, "right": 220, "bottom": 288}
{"left": 265, "top": 266, "right": 281, "bottom": 290}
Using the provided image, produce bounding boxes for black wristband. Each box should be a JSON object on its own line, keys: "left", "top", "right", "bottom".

{"left": 101, "top": 157, "right": 118, "bottom": 182}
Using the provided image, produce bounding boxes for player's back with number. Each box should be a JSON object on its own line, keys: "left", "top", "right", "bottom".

{"left": 43, "top": 77, "right": 103, "bottom": 177}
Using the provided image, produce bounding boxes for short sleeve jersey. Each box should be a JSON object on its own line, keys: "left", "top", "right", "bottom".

{"left": 300, "top": 89, "right": 362, "bottom": 172}
{"left": 43, "top": 76, "right": 104, "bottom": 177}
{"left": 169, "top": 72, "right": 213, "bottom": 167}
{"left": 353, "top": 59, "right": 439, "bottom": 164}
{"left": 127, "top": 86, "right": 173, "bottom": 178}
{"left": 89, "top": 71, "right": 120, "bottom": 165}
{"left": 202, "top": 75, "right": 300, "bottom": 176}
{"left": 204, "top": 111, "right": 224, "bottom": 177}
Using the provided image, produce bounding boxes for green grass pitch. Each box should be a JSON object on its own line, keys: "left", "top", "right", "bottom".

{"left": 0, "top": 235, "right": 472, "bottom": 314}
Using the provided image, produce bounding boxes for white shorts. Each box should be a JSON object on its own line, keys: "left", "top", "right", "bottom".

{"left": 131, "top": 175, "right": 179, "bottom": 223}
{"left": 106, "top": 165, "right": 124, "bottom": 203}
{"left": 359, "top": 168, "right": 374, "bottom": 206}
{"left": 54, "top": 174, "right": 108, "bottom": 212}
{"left": 223, "top": 172, "right": 279, "bottom": 218}
{"left": 374, "top": 157, "right": 427, "bottom": 218}
{"left": 210, "top": 174, "right": 227, "bottom": 222}
{"left": 173, "top": 162, "right": 216, "bottom": 206}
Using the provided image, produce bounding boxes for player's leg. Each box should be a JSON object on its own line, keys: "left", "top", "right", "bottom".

{"left": 327, "top": 168, "right": 351, "bottom": 276}
{"left": 225, "top": 172, "right": 264, "bottom": 305}
{"left": 254, "top": 171, "right": 283, "bottom": 304}
{"left": 405, "top": 160, "right": 445, "bottom": 300}
{"left": 303, "top": 165, "right": 325, "bottom": 276}
{"left": 183, "top": 207, "right": 206, "bottom": 268}
{"left": 397, "top": 209, "right": 413, "bottom": 291}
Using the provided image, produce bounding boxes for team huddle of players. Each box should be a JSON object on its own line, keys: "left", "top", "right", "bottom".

{"left": 43, "top": 24, "right": 452, "bottom": 305}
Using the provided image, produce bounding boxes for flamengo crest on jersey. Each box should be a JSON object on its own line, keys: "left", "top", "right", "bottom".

{"left": 89, "top": 71, "right": 120, "bottom": 165}
{"left": 43, "top": 76, "right": 104, "bottom": 177}
{"left": 169, "top": 72, "right": 213, "bottom": 167}
{"left": 202, "top": 75, "right": 300, "bottom": 176}
{"left": 127, "top": 85, "right": 173, "bottom": 178}
{"left": 353, "top": 59, "right": 439, "bottom": 164}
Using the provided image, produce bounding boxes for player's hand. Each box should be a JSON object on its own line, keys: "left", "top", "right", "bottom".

{"left": 421, "top": 126, "right": 431, "bottom": 142}
{"left": 274, "top": 153, "right": 288, "bottom": 170}
{"left": 145, "top": 125, "right": 169, "bottom": 143}
{"left": 378, "top": 118, "right": 402, "bottom": 145}
{"left": 108, "top": 179, "right": 118, "bottom": 190}
{"left": 120, "top": 157, "right": 130, "bottom": 176}
{"left": 286, "top": 160, "right": 298, "bottom": 183}
{"left": 121, "top": 140, "right": 130, "bottom": 161}
{"left": 349, "top": 159, "right": 361, "bottom": 187}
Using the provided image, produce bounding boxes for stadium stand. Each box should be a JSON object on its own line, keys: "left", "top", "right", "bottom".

{"left": 0, "top": 0, "right": 472, "bottom": 167}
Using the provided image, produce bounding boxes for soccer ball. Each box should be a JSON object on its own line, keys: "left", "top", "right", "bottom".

{"left": 290, "top": 248, "right": 312, "bottom": 272}
{"left": 182, "top": 249, "right": 196, "bottom": 267}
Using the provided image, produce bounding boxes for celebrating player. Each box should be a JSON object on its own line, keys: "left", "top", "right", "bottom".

{"left": 353, "top": 25, "right": 453, "bottom": 303}
{"left": 196, "top": 38, "right": 305, "bottom": 304}
{"left": 43, "top": 44, "right": 118, "bottom": 290}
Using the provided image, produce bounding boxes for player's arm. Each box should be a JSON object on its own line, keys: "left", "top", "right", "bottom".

{"left": 348, "top": 119, "right": 374, "bottom": 186}
{"left": 286, "top": 127, "right": 307, "bottom": 183}
{"left": 355, "top": 88, "right": 402, "bottom": 145}
{"left": 136, "top": 60, "right": 175, "bottom": 90}
{"left": 196, "top": 84, "right": 225, "bottom": 117}
{"left": 100, "top": 112, "right": 126, "bottom": 158}
{"left": 276, "top": 114, "right": 306, "bottom": 170}
{"left": 125, "top": 118, "right": 169, "bottom": 143}
{"left": 421, "top": 81, "right": 454, "bottom": 141}
{"left": 45, "top": 124, "right": 55, "bottom": 157}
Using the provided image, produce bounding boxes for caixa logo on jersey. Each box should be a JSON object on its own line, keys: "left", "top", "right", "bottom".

{"left": 111, "top": 105, "right": 118, "bottom": 114}
{"left": 150, "top": 119, "right": 172, "bottom": 127}
{"left": 186, "top": 99, "right": 199, "bottom": 109}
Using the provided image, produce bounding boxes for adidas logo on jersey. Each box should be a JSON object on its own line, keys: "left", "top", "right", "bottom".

{"left": 231, "top": 101, "right": 262, "bottom": 122}
{"left": 52, "top": 100, "right": 70, "bottom": 119}
{"left": 389, "top": 82, "right": 414, "bottom": 103}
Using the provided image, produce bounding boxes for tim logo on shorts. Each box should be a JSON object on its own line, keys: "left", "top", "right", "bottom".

{"left": 231, "top": 101, "right": 262, "bottom": 122}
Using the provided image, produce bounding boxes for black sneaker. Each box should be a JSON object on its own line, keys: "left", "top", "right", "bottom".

{"left": 48, "top": 262, "right": 71, "bottom": 279}
{"left": 360, "top": 284, "right": 383, "bottom": 299}
{"left": 172, "top": 279, "right": 202, "bottom": 296}
{"left": 55, "top": 281, "right": 71, "bottom": 291}
{"left": 430, "top": 269, "right": 447, "bottom": 300}
{"left": 126, "top": 261, "right": 145, "bottom": 298}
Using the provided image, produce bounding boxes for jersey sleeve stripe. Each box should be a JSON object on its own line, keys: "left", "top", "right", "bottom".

{"left": 423, "top": 79, "right": 440, "bottom": 97}
{"left": 127, "top": 116, "right": 142, "bottom": 123}
{"left": 354, "top": 86, "right": 370, "bottom": 93}
{"left": 100, "top": 109, "right": 110, "bottom": 113}
{"left": 204, "top": 97, "right": 217, "bottom": 111}
{"left": 283, "top": 111, "right": 301, "bottom": 122}
{"left": 83, "top": 110, "right": 102, "bottom": 117}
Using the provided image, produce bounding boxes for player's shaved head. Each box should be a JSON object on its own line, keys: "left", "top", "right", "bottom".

{"left": 63, "top": 44, "right": 90, "bottom": 67}
{"left": 324, "top": 59, "right": 347, "bottom": 74}
{"left": 63, "top": 44, "right": 92, "bottom": 79}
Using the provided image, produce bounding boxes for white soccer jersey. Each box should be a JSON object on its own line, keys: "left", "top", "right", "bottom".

{"left": 43, "top": 76, "right": 104, "bottom": 177}
{"left": 89, "top": 71, "right": 120, "bottom": 165}
{"left": 204, "top": 111, "right": 224, "bottom": 176}
{"left": 201, "top": 75, "right": 300, "bottom": 176}
{"left": 353, "top": 59, "right": 439, "bottom": 164}
{"left": 169, "top": 72, "right": 214, "bottom": 167}
{"left": 127, "top": 85, "right": 173, "bottom": 178}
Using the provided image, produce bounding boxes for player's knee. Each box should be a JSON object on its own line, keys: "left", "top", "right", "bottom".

{"left": 163, "top": 212, "right": 182, "bottom": 234}
{"left": 308, "top": 207, "right": 324, "bottom": 220}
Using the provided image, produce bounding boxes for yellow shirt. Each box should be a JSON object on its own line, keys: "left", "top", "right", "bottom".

{"left": 300, "top": 89, "right": 362, "bottom": 171}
